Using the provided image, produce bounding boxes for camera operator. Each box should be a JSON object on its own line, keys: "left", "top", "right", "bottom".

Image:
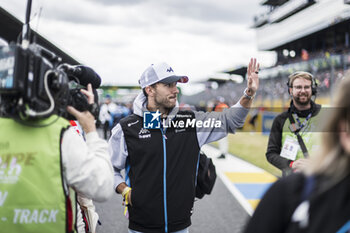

{"left": 0, "top": 84, "right": 114, "bottom": 232}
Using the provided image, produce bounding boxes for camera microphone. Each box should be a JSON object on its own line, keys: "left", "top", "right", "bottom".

{"left": 63, "top": 64, "right": 101, "bottom": 88}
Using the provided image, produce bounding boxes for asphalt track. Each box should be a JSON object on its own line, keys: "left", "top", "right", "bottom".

{"left": 95, "top": 172, "right": 250, "bottom": 233}
{"left": 95, "top": 128, "right": 277, "bottom": 232}
{"left": 93, "top": 143, "right": 273, "bottom": 233}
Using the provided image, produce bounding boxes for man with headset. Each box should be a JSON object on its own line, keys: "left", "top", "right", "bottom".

{"left": 266, "top": 71, "right": 322, "bottom": 176}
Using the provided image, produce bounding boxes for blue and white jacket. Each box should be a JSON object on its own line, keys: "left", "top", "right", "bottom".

{"left": 108, "top": 92, "right": 249, "bottom": 233}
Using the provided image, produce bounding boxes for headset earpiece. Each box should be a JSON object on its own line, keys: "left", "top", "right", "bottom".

{"left": 311, "top": 77, "right": 318, "bottom": 96}
{"left": 286, "top": 80, "right": 291, "bottom": 95}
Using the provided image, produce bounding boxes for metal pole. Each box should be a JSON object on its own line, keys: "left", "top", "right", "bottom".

{"left": 22, "top": 0, "right": 32, "bottom": 48}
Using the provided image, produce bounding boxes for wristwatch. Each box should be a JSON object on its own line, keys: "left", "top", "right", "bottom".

{"left": 243, "top": 88, "right": 255, "bottom": 100}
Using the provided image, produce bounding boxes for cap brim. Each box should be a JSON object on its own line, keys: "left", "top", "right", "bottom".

{"left": 159, "top": 75, "right": 189, "bottom": 84}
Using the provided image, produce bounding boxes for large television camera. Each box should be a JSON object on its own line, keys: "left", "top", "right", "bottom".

{"left": 0, "top": 0, "right": 101, "bottom": 122}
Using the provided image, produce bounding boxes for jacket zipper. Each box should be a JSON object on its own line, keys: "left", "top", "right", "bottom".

{"left": 160, "top": 127, "right": 168, "bottom": 233}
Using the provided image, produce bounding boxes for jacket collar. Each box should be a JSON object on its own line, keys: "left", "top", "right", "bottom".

{"left": 289, "top": 100, "right": 321, "bottom": 118}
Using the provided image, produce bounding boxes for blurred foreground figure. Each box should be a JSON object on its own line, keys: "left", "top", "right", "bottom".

{"left": 244, "top": 76, "right": 350, "bottom": 233}
{"left": 0, "top": 84, "right": 114, "bottom": 233}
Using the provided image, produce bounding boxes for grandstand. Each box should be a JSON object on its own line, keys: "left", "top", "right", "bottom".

{"left": 182, "top": 0, "right": 350, "bottom": 110}
{"left": 253, "top": 0, "right": 350, "bottom": 107}
{"left": 181, "top": 0, "right": 350, "bottom": 132}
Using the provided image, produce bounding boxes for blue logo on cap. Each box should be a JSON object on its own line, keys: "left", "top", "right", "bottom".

{"left": 143, "top": 110, "right": 161, "bottom": 129}
{"left": 166, "top": 67, "right": 174, "bottom": 72}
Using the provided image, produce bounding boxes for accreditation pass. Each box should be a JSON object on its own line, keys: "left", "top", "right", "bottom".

{"left": 280, "top": 136, "right": 299, "bottom": 160}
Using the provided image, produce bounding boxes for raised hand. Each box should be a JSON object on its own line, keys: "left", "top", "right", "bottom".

{"left": 246, "top": 58, "right": 260, "bottom": 95}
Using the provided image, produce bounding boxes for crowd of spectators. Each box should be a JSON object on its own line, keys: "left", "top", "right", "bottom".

{"left": 182, "top": 66, "right": 347, "bottom": 111}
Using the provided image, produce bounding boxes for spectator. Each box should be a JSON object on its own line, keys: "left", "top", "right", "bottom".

{"left": 213, "top": 96, "right": 229, "bottom": 159}
{"left": 99, "top": 94, "right": 118, "bottom": 139}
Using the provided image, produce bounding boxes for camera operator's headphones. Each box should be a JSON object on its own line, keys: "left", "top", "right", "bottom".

{"left": 286, "top": 71, "right": 318, "bottom": 96}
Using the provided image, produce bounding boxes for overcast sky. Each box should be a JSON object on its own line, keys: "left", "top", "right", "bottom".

{"left": 1, "top": 0, "right": 275, "bottom": 90}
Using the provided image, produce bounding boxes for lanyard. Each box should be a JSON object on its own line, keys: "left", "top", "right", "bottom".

{"left": 288, "top": 112, "right": 312, "bottom": 158}
{"left": 292, "top": 113, "right": 312, "bottom": 132}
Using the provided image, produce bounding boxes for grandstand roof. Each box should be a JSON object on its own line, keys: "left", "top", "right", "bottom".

{"left": 0, "top": 7, "right": 79, "bottom": 65}
{"left": 222, "top": 66, "right": 247, "bottom": 78}
{"left": 206, "top": 77, "right": 232, "bottom": 85}
{"left": 260, "top": 0, "right": 289, "bottom": 6}
{"left": 255, "top": 0, "right": 350, "bottom": 51}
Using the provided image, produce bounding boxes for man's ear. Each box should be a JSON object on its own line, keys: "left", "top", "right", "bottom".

{"left": 145, "top": 85, "right": 155, "bottom": 97}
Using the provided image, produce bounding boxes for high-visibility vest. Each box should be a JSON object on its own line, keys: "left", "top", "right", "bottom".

{"left": 0, "top": 115, "right": 77, "bottom": 233}
{"left": 281, "top": 113, "right": 322, "bottom": 160}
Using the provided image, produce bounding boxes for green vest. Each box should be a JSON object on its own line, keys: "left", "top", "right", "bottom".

{"left": 0, "top": 116, "right": 77, "bottom": 233}
{"left": 281, "top": 112, "right": 322, "bottom": 160}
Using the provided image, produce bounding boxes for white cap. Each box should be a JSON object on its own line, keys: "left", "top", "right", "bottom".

{"left": 138, "top": 62, "right": 189, "bottom": 88}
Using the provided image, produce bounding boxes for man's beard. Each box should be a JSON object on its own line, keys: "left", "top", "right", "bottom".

{"left": 293, "top": 94, "right": 311, "bottom": 106}
{"left": 155, "top": 96, "right": 177, "bottom": 110}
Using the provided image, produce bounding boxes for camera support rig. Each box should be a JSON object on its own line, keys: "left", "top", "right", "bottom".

{"left": 0, "top": 0, "right": 101, "bottom": 122}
